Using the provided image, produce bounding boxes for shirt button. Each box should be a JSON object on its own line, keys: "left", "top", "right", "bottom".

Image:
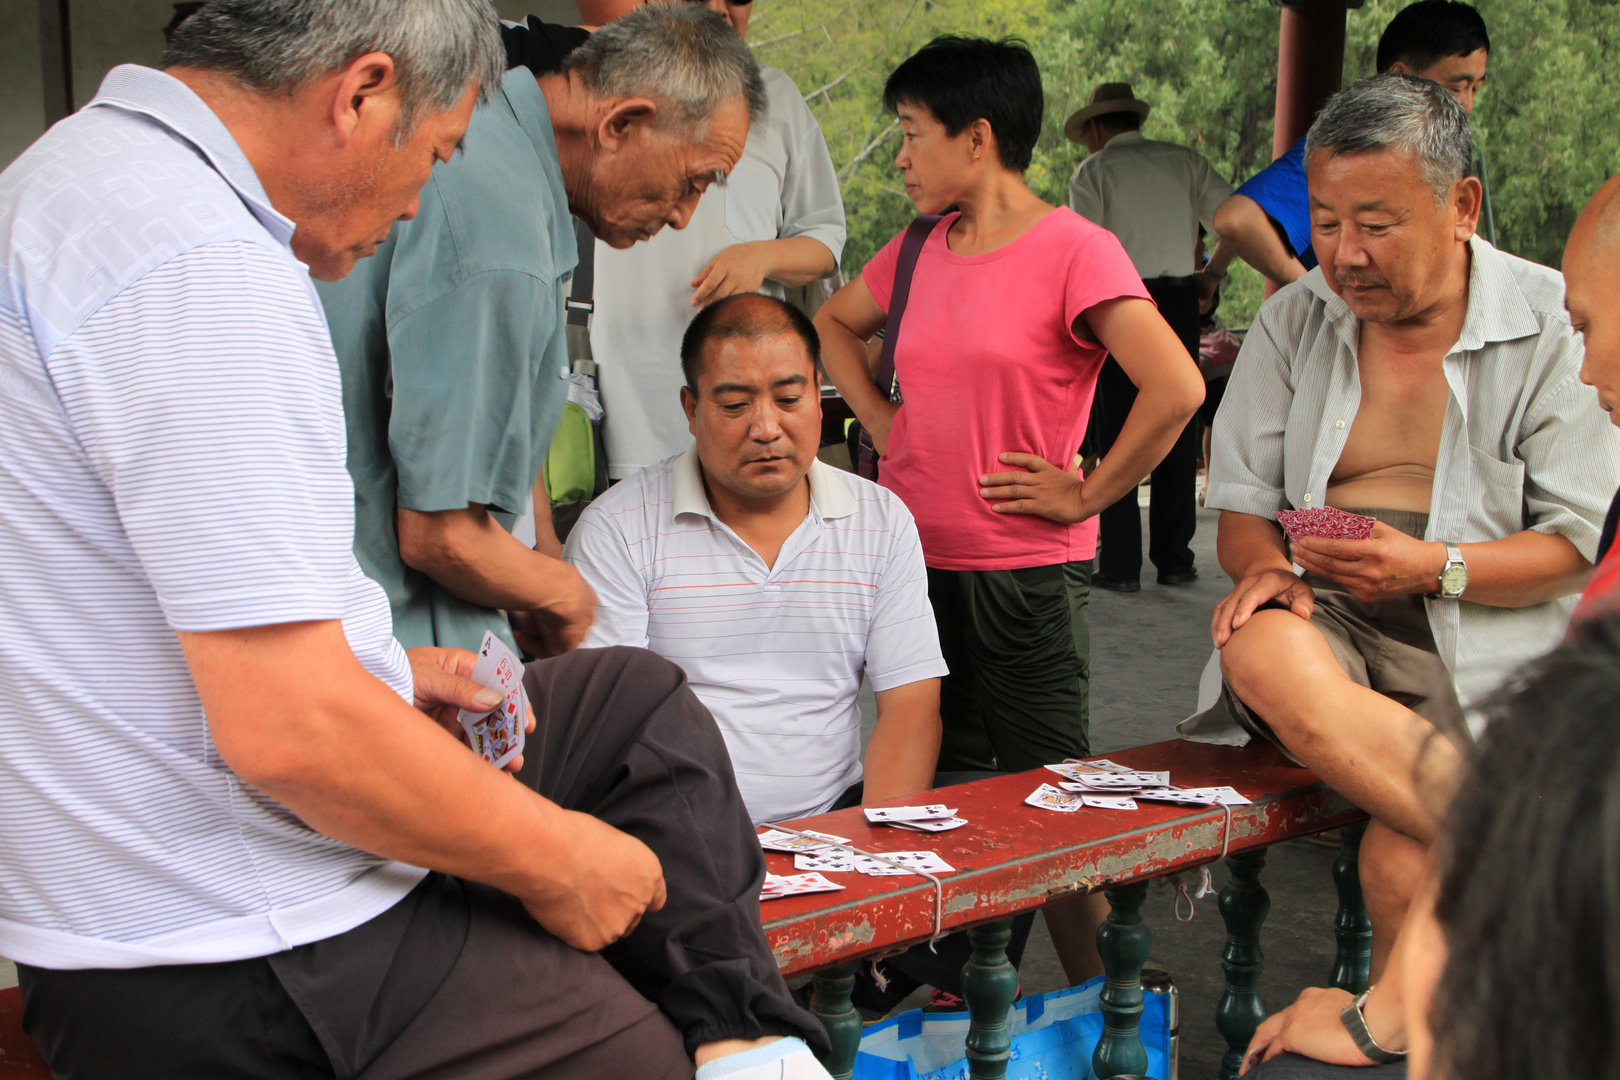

{"left": 1334, "top": 420, "right": 1345, "bottom": 429}
{"left": 1303, "top": 493, "right": 1313, "bottom": 503}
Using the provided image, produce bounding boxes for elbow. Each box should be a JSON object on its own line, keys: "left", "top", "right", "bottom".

{"left": 211, "top": 702, "right": 333, "bottom": 793}
{"left": 1212, "top": 195, "right": 1257, "bottom": 253}
{"left": 397, "top": 515, "right": 476, "bottom": 578}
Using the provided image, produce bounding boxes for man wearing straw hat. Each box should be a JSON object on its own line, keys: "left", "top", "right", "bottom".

{"left": 1067, "top": 82, "right": 1233, "bottom": 592}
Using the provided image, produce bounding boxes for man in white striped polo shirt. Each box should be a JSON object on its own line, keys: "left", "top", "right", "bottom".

{"left": 567, "top": 294, "right": 948, "bottom": 825}
{"left": 1188, "top": 75, "right": 1620, "bottom": 973}
{"left": 0, "top": 2, "right": 831, "bottom": 1077}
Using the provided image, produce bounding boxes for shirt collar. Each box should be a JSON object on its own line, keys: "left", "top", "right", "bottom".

{"left": 1099, "top": 131, "right": 1146, "bottom": 151}
{"left": 1304, "top": 235, "right": 1541, "bottom": 351}
{"left": 672, "top": 444, "right": 859, "bottom": 522}
{"left": 84, "top": 65, "right": 295, "bottom": 247}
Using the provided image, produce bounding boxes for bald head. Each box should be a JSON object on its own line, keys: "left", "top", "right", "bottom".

{"left": 680, "top": 292, "right": 821, "bottom": 392}
{"left": 1565, "top": 172, "right": 1620, "bottom": 426}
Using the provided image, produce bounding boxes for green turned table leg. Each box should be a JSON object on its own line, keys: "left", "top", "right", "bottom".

{"left": 1329, "top": 821, "right": 1373, "bottom": 994}
{"left": 1217, "top": 848, "right": 1271, "bottom": 1080}
{"left": 811, "top": 960, "right": 862, "bottom": 1080}
{"left": 963, "top": 917, "right": 1018, "bottom": 1079}
{"left": 1092, "top": 880, "right": 1152, "bottom": 1080}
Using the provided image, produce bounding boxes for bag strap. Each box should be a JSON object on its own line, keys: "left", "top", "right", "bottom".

{"left": 874, "top": 214, "right": 943, "bottom": 401}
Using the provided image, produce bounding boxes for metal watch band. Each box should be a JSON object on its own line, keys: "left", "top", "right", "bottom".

{"left": 1339, "top": 990, "right": 1406, "bottom": 1064}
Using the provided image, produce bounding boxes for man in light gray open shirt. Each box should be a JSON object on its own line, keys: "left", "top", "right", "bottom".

{"left": 1188, "top": 75, "right": 1620, "bottom": 974}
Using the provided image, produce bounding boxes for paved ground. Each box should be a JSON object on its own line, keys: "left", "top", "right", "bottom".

{"left": 861, "top": 500, "right": 1343, "bottom": 1079}
{"left": 2, "top": 501, "right": 1344, "bottom": 1080}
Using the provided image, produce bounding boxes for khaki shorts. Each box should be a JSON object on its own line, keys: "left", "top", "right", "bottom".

{"left": 1189, "top": 509, "right": 1467, "bottom": 762}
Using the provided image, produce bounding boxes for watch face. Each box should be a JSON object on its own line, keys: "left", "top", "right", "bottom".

{"left": 1441, "top": 562, "right": 1468, "bottom": 595}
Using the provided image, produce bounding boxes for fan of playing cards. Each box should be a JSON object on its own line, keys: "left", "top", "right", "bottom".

{"left": 455, "top": 631, "right": 528, "bottom": 771}
{"left": 1275, "top": 506, "right": 1376, "bottom": 542}
{"left": 1026, "top": 758, "right": 1252, "bottom": 813}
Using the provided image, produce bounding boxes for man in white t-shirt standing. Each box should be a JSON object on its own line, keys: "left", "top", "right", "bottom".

{"left": 579, "top": 0, "right": 847, "bottom": 481}
{"left": 0, "top": 3, "right": 833, "bottom": 1078}
{"left": 567, "top": 294, "right": 946, "bottom": 823}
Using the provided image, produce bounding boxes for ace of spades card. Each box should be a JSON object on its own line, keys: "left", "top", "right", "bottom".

{"left": 456, "top": 631, "right": 528, "bottom": 771}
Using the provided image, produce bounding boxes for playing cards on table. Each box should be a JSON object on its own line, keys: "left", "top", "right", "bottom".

{"left": 759, "top": 872, "right": 844, "bottom": 901}
{"left": 1028, "top": 760, "right": 1253, "bottom": 813}
{"left": 1275, "top": 507, "right": 1376, "bottom": 542}
{"left": 455, "top": 631, "right": 527, "bottom": 770}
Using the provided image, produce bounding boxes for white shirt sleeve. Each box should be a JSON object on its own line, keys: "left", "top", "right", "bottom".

{"left": 1193, "top": 152, "right": 1235, "bottom": 236}
{"left": 771, "top": 72, "right": 847, "bottom": 264}
{"left": 563, "top": 508, "right": 652, "bottom": 649}
{"left": 48, "top": 241, "right": 357, "bottom": 631}
{"left": 1068, "top": 161, "right": 1103, "bottom": 226}
{"left": 1204, "top": 294, "right": 1297, "bottom": 520}
{"left": 863, "top": 507, "right": 949, "bottom": 692}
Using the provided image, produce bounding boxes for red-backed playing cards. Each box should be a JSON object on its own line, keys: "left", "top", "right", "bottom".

{"left": 1275, "top": 507, "right": 1376, "bottom": 542}
{"left": 455, "top": 631, "right": 527, "bottom": 771}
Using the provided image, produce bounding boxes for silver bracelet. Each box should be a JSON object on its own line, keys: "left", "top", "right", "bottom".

{"left": 1339, "top": 988, "right": 1406, "bottom": 1064}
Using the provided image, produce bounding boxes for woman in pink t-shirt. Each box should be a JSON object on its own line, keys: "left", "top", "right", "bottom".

{"left": 817, "top": 36, "right": 1204, "bottom": 779}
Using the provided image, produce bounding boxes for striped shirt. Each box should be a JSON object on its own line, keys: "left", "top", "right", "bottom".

{"left": 1208, "top": 237, "right": 1620, "bottom": 708}
{"left": 565, "top": 448, "right": 947, "bottom": 823}
{"left": 0, "top": 66, "right": 420, "bottom": 971}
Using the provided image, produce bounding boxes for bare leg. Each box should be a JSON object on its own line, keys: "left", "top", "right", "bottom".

{"left": 1043, "top": 891, "right": 1109, "bottom": 986}
{"left": 1360, "top": 819, "right": 1428, "bottom": 979}
{"left": 1220, "top": 609, "right": 1460, "bottom": 844}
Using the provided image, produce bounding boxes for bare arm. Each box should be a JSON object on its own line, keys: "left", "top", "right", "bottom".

{"left": 179, "top": 620, "right": 663, "bottom": 951}
{"left": 1291, "top": 527, "right": 1591, "bottom": 608}
{"left": 861, "top": 678, "right": 942, "bottom": 805}
{"left": 814, "top": 274, "right": 897, "bottom": 453}
{"left": 1212, "top": 194, "right": 1308, "bottom": 288}
{"left": 531, "top": 472, "right": 563, "bottom": 560}
{"left": 691, "top": 237, "right": 838, "bottom": 307}
{"left": 397, "top": 504, "right": 595, "bottom": 655}
{"left": 979, "top": 297, "right": 1204, "bottom": 523}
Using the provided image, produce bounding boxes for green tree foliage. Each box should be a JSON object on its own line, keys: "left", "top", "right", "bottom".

{"left": 755, "top": 0, "right": 1618, "bottom": 328}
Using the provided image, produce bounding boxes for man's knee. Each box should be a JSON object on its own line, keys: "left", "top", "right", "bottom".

{"left": 1220, "top": 610, "right": 1344, "bottom": 741}
{"left": 1359, "top": 819, "right": 1427, "bottom": 915}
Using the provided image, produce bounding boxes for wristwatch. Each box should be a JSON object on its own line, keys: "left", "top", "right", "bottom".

{"left": 1339, "top": 988, "right": 1406, "bottom": 1064}
{"left": 1432, "top": 543, "right": 1468, "bottom": 599}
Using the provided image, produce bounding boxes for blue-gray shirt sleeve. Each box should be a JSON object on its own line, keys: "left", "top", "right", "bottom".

{"left": 385, "top": 265, "right": 568, "bottom": 517}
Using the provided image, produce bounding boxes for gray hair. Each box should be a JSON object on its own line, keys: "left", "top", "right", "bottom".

{"left": 562, "top": 4, "right": 767, "bottom": 134}
{"left": 161, "top": 0, "right": 505, "bottom": 136}
{"left": 1305, "top": 73, "right": 1473, "bottom": 201}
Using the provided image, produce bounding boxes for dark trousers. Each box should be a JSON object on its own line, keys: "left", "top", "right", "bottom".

{"left": 1094, "top": 276, "right": 1202, "bottom": 580}
{"left": 929, "top": 562, "right": 1091, "bottom": 773}
{"left": 19, "top": 647, "right": 822, "bottom": 1080}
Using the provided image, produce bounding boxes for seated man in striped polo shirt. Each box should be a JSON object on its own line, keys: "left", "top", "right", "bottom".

{"left": 566, "top": 293, "right": 948, "bottom": 825}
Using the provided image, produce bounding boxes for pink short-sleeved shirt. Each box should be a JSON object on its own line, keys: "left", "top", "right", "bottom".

{"left": 862, "top": 207, "right": 1150, "bottom": 571}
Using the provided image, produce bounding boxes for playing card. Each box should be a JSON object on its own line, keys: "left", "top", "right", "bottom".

{"left": 1275, "top": 507, "right": 1376, "bottom": 542}
{"left": 1025, "top": 784, "right": 1083, "bottom": 812}
{"left": 887, "top": 816, "right": 969, "bottom": 833}
{"left": 455, "top": 631, "right": 528, "bottom": 770}
{"left": 884, "top": 850, "right": 956, "bottom": 874}
{"left": 852, "top": 855, "right": 914, "bottom": 876}
{"left": 794, "top": 852, "right": 857, "bottom": 873}
{"left": 864, "top": 805, "right": 955, "bottom": 823}
{"left": 1059, "top": 780, "right": 1141, "bottom": 794}
{"left": 757, "top": 828, "right": 849, "bottom": 854}
{"left": 1070, "top": 772, "right": 1166, "bottom": 790}
{"left": 760, "top": 872, "right": 844, "bottom": 900}
{"left": 1044, "top": 759, "right": 1133, "bottom": 782}
{"left": 1134, "top": 788, "right": 1225, "bottom": 806}
{"left": 1080, "top": 794, "right": 1139, "bottom": 810}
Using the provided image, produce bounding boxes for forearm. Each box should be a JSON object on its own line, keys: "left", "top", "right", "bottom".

{"left": 816, "top": 314, "right": 894, "bottom": 434}
{"left": 1214, "top": 195, "right": 1307, "bottom": 286}
{"left": 758, "top": 236, "right": 837, "bottom": 288}
{"left": 1083, "top": 383, "right": 1201, "bottom": 514}
{"left": 1445, "top": 529, "right": 1591, "bottom": 606}
{"left": 184, "top": 622, "right": 572, "bottom": 902}
{"left": 862, "top": 681, "right": 941, "bottom": 804}
{"left": 1204, "top": 236, "right": 1237, "bottom": 277}
{"left": 399, "top": 505, "right": 580, "bottom": 610}
{"left": 532, "top": 475, "right": 563, "bottom": 560}
{"left": 1217, "top": 510, "right": 1296, "bottom": 581}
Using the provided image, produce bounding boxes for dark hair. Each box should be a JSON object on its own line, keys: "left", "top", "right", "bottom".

{"left": 680, "top": 293, "right": 821, "bottom": 393}
{"left": 1431, "top": 612, "right": 1620, "bottom": 1078}
{"left": 1091, "top": 111, "right": 1142, "bottom": 136}
{"left": 1376, "top": 0, "right": 1490, "bottom": 74}
{"left": 882, "top": 35, "right": 1043, "bottom": 173}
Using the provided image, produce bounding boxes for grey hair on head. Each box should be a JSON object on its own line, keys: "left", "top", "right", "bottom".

{"left": 1306, "top": 73, "right": 1473, "bottom": 201}
{"left": 161, "top": 0, "right": 505, "bottom": 139}
{"left": 563, "top": 3, "right": 767, "bottom": 135}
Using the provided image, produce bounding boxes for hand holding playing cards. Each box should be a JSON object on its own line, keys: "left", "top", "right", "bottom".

{"left": 1290, "top": 523, "right": 1447, "bottom": 603}
{"left": 1212, "top": 568, "right": 1316, "bottom": 648}
{"left": 524, "top": 811, "right": 666, "bottom": 951}
{"left": 979, "top": 453, "right": 1089, "bottom": 523}
{"left": 510, "top": 563, "right": 597, "bottom": 658}
{"left": 407, "top": 646, "right": 534, "bottom": 773}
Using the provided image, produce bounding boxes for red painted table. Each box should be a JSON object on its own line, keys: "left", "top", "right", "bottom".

{"left": 759, "top": 740, "right": 1371, "bottom": 1080}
